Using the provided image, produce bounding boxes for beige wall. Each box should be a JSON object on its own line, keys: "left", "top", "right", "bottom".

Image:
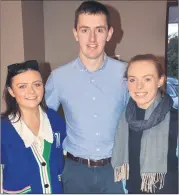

{"left": 22, "top": 1, "right": 45, "bottom": 62}
{"left": 1, "top": 1, "right": 45, "bottom": 112}
{"left": 1, "top": 1, "right": 168, "bottom": 111}
{"left": 1, "top": 1, "right": 25, "bottom": 111}
{"left": 43, "top": 1, "right": 82, "bottom": 69}
{"left": 43, "top": 1, "right": 167, "bottom": 69}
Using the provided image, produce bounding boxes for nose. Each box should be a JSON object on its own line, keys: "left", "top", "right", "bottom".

{"left": 27, "top": 85, "right": 35, "bottom": 94}
{"left": 89, "top": 30, "right": 96, "bottom": 42}
{"left": 136, "top": 81, "right": 144, "bottom": 89}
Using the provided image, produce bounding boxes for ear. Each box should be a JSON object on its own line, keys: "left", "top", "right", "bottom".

{"left": 158, "top": 75, "right": 165, "bottom": 88}
{"left": 8, "top": 87, "right": 15, "bottom": 98}
{"left": 106, "top": 26, "right": 114, "bottom": 42}
{"left": 73, "top": 28, "right": 78, "bottom": 42}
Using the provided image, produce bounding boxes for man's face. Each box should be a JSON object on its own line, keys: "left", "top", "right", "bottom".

{"left": 73, "top": 13, "right": 113, "bottom": 61}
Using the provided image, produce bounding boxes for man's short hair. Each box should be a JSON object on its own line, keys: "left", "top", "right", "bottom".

{"left": 74, "top": 0, "right": 111, "bottom": 30}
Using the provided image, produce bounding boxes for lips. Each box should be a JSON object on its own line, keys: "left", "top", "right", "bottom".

{"left": 135, "top": 92, "right": 148, "bottom": 97}
{"left": 25, "top": 97, "right": 37, "bottom": 100}
{"left": 87, "top": 44, "right": 98, "bottom": 48}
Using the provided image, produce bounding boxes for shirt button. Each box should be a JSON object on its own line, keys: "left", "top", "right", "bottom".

{"left": 96, "top": 133, "right": 99, "bottom": 135}
{"left": 44, "top": 184, "right": 49, "bottom": 188}
{"left": 92, "top": 97, "right": 96, "bottom": 100}
{"left": 96, "top": 148, "right": 100, "bottom": 151}
{"left": 41, "top": 162, "right": 46, "bottom": 166}
{"left": 91, "top": 79, "right": 95, "bottom": 82}
{"left": 93, "top": 114, "right": 97, "bottom": 118}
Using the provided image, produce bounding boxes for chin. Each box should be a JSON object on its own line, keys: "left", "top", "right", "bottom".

{"left": 86, "top": 54, "right": 100, "bottom": 59}
{"left": 25, "top": 103, "right": 40, "bottom": 109}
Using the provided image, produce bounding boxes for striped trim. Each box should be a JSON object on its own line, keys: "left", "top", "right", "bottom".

{"left": 43, "top": 140, "right": 52, "bottom": 190}
{"left": 3, "top": 186, "right": 31, "bottom": 194}
{"left": 31, "top": 143, "right": 51, "bottom": 194}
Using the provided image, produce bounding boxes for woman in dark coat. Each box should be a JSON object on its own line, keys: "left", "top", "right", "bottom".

{"left": 112, "top": 54, "right": 178, "bottom": 194}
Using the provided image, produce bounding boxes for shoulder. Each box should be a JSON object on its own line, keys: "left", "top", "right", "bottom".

{"left": 46, "top": 108, "right": 66, "bottom": 128}
{"left": 47, "top": 58, "right": 78, "bottom": 86}
{"left": 1, "top": 116, "right": 11, "bottom": 129}
{"left": 51, "top": 58, "right": 78, "bottom": 77}
{"left": 1, "top": 116, "right": 15, "bottom": 143}
{"left": 107, "top": 56, "right": 128, "bottom": 70}
{"left": 106, "top": 56, "right": 128, "bottom": 78}
{"left": 169, "top": 107, "right": 178, "bottom": 136}
{"left": 170, "top": 107, "right": 178, "bottom": 122}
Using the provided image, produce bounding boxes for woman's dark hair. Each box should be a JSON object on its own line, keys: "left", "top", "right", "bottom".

{"left": 74, "top": 0, "right": 111, "bottom": 30}
{"left": 125, "top": 54, "right": 166, "bottom": 95}
{"left": 1, "top": 60, "right": 47, "bottom": 122}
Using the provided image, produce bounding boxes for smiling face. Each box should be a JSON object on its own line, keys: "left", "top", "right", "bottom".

{"left": 8, "top": 70, "right": 44, "bottom": 111}
{"left": 127, "top": 60, "right": 165, "bottom": 109}
{"left": 73, "top": 13, "right": 113, "bottom": 63}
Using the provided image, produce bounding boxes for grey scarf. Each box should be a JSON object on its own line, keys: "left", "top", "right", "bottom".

{"left": 111, "top": 93, "right": 173, "bottom": 193}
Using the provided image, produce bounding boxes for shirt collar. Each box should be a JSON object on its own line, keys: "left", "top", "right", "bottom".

{"left": 77, "top": 53, "right": 108, "bottom": 72}
{"left": 10, "top": 107, "right": 53, "bottom": 148}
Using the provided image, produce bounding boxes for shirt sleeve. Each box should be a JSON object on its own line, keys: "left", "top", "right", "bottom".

{"left": 122, "top": 79, "right": 130, "bottom": 110}
{"left": 45, "top": 72, "right": 61, "bottom": 111}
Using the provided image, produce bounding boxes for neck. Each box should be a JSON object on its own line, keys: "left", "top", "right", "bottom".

{"left": 79, "top": 52, "right": 105, "bottom": 72}
{"left": 20, "top": 107, "right": 40, "bottom": 121}
{"left": 20, "top": 107, "right": 41, "bottom": 136}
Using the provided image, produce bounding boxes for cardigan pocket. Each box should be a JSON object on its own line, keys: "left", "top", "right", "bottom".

{"left": 3, "top": 186, "right": 32, "bottom": 194}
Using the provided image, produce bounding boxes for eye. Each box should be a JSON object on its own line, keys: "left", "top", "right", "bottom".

{"left": 18, "top": 85, "right": 26, "bottom": 89}
{"left": 128, "top": 78, "right": 135, "bottom": 83}
{"left": 81, "top": 28, "right": 88, "bottom": 33}
{"left": 34, "top": 82, "right": 42, "bottom": 87}
{"left": 144, "top": 77, "right": 152, "bottom": 82}
{"left": 97, "top": 28, "right": 104, "bottom": 33}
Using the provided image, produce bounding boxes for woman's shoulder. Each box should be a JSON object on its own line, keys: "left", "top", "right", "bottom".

{"left": 46, "top": 108, "right": 66, "bottom": 128}
{"left": 1, "top": 116, "right": 11, "bottom": 128}
{"left": 169, "top": 107, "right": 178, "bottom": 135}
{"left": 170, "top": 107, "right": 178, "bottom": 121}
{"left": 46, "top": 108, "right": 63, "bottom": 119}
{"left": 170, "top": 107, "right": 178, "bottom": 126}
{"left": 1, "top": 116, "right": 16, "bottom": 144}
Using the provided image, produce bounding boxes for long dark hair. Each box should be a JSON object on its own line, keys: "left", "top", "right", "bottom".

{"left": 1, "top": 60, "right": 47, "bottom": 122}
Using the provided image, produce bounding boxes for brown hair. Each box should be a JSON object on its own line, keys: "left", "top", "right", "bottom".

{"left": 74, "top": 1, "right": 111, "bottom": 30}
{"left": 1, "top": 60, "right": 47, "bottom": 122}
{"left": 125, "top": 54, "right": 166, "bottom": 95}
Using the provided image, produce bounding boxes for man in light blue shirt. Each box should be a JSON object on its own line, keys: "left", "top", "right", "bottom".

{"left": 45, "top": 0, "right": 128, "bottom": 193}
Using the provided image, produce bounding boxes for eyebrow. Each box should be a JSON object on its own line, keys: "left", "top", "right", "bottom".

{"left": 16, "top": 80, "right": 42, "bottom": 85}
{"left": 79, "top": 25, "right": 107, "bottom": 29}
{"left": 128, "top": 74, "right": 154, "bottom": 78}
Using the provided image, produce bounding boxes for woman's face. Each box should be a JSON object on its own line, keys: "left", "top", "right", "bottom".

{"left": 8, "top": 70, "right": 44, "bottom": 111}
{"left": 127, "top": 60, "right": 164, "bottom": 109}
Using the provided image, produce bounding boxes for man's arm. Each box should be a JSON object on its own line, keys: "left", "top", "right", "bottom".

{"left": 122, "top": 79, "right": 130, "bottom": 110}
{"left": 45, "top": 72, "right": 60, "bottom": 111}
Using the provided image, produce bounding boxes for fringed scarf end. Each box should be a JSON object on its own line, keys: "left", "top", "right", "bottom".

{"left": 141, "top": 173, "right": 166, "bottom": 193}
{"left": 114, "top": 164, "right": 129, "bottom": 182}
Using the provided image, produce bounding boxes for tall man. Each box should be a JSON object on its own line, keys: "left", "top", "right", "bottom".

{"left": 45, "top": 1, "right": 128, "bottom": 193}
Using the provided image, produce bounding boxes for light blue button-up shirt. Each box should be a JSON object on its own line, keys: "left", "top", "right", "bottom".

{"left": 45, "top": 55, "right": 129, "bottom": 160}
